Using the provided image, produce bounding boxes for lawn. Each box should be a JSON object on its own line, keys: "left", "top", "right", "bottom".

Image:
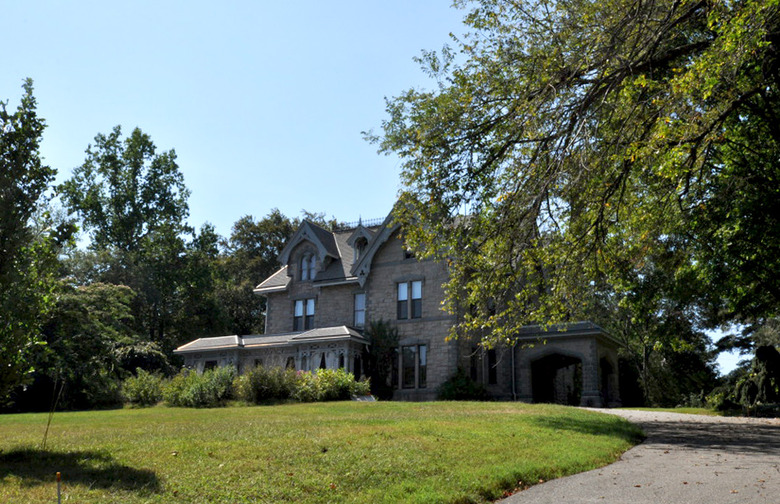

{"left": 0, "top": 402, "right": 642, "bottom": 503}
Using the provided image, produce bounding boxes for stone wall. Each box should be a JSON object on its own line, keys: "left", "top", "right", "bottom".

{"left": 364, "top": 231, "right": 458, "bottom": 400}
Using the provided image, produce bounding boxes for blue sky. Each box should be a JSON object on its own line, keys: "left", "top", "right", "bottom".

{"left": 3, "top": 1, "right": 743, "bottom": 375}
{"left": 3, "top": 1, "right": 464, "bottom": 234}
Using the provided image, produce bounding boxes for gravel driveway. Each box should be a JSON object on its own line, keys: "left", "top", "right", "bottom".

{"left": 498, "top": 409, "right": 780, "bottom": 504}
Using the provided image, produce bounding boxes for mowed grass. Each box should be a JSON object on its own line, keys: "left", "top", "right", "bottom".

{"left": 0, "top": 402, "right": 642, "bottom": 504}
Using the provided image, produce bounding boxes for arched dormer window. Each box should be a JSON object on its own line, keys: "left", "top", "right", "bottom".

{"left": 300, "top": 254, "right": 316, "bottom": 281}
{"left": 354, "top": 237, "right": 368, "bottom": 260}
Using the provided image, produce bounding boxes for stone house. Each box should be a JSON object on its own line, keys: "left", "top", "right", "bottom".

{"left": 174, "top": 211, "right": 621, "bottom": 406}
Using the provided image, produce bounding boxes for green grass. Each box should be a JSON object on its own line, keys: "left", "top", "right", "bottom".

{"left": 0, "top": 402, "right": 642, "bottom": 503}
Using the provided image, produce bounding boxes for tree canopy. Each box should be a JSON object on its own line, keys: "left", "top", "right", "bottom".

{"left": 0, "top": 80, "right": 75, "bottom": 401}
{"left": 375, "top": 0, "right": 780, "bottom": 350}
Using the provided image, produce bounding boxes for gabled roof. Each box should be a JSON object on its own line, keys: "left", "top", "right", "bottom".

{"left": 350, "top": 212, "right": 401, "bottom": 287}
{"left": 173, "top": 325, "right": 368, "bottom": 354}
{"left": 253, "top": 265, "right": 290, "bottom": 294}
{"left": 256, "top": 215, "right": 388, "bottom": 293}
{"left": 277, "top": 220, "right": 340, "bottom": 266}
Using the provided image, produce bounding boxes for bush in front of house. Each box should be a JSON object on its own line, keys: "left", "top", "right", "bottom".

{"left": 122, "top": 368, "right": 164, "bottom": 406}
{"left": 233, "top": 366, "right": 299, "bottom": 403}
{"left": 233, "top": 367, "right": 371, "bottom": 404}
{"left": 162, "top": 367, "right": 236, "bottom": 408}
{"left": 438, "top": 368, "right": 490, "bottom": 401}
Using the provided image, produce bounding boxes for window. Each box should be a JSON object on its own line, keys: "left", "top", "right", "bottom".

{"left": 294, "top": 298, "right": 315, "bottom": 331}
{"left": 354, "top": 293, "right": 366, "bottom": 327}
{"left": 285, "top": 356, "right": 296, "bottom": 369}
{"left": 204, "top": 360, "right": 217, "bottom": 371}
{"left": 319, "top": 352, "right": 327, "bottom": 369}
{"left": 338, "top": 354, "right": 345, "bottom": 369}
{"left": 301, "top": 355, "right": 307, "bottom": 371}
{"left": 254, "top": 358, "right": 263, "bottom": 368}
{"left": 397, "top": 280, "right": 422, "bottom": 320}
{"left": 487, "top": 348, "right": 498, "bottom": 385}
{"left": 300, "top": 254, "right": 316, "bottom": 281}
{"left": 401, "top": 344, "right": 427, "bottom": 389}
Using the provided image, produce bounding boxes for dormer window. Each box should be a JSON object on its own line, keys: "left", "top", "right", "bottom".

{"left": 355, "top": 237, "right": 368, "bottom": 260}
{"left": 300, "top": 254, "right": 316, "bottom": 281}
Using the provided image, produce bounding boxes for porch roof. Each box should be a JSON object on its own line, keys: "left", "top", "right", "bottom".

{"left": 173, "top": 325, "right": 368, "bottom": 354}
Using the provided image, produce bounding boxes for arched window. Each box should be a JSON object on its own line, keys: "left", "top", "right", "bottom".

{"left": 319, "top": 352, "right": 327, "bottom": 370}
{"left": 338, "top": 354, "right": 345, "bottom": 369}
{"left": 286, "top": 356, "right": 295, "bottom": 370}
{"left": 300, "top": 254, "right": 317, "bottom": 281}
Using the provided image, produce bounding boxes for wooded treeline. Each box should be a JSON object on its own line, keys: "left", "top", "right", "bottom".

{"left": 1, "top": 80, "right": 314, "bottom": 411}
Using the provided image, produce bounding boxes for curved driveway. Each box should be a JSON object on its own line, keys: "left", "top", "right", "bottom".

{"left": 499, "top": 409, "right": 780, "bottom": 504}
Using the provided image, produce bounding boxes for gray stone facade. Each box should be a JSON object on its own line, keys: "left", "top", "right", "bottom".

{"left": 174, "top": 210, "right": 621, "bottom": 406}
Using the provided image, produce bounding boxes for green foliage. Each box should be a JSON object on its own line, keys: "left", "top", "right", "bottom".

{"left": 0, "top": 80, "right": 75, "bottom": 401}
{"left": 365, "top": 320, "right": 400, "bottom": 399}
{"left": 121, "top": 369, "right": 164, "bottom": 406}
{"left": 217, "top": 210, "right": 296, "bottom": 335}
{"left": 232, "top": 366, "right": 298, "bottom": 403}
{"left": 438, "top": 368, "right": 490, "bottom": 400}
{"left": 734, "top": 345, "right": 780, "bottom": 413}
{"left": 373, "top": 0, "right": 775, "bottom": 404}
{"left": 232, "top": 367, "right": 370, "bottom": 404}
{"left": 162, "top": 367, "right": 235, "bottom": 408}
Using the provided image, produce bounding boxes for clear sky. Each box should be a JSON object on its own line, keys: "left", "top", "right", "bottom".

{"left": 3, "top": 0, "right": 465, "bottom": 234}
{"left": 3, "top": 1, "right": 742, "bottom": 375}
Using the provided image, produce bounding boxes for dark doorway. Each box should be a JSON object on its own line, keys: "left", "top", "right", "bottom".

{"left": 531, "top": 353, "right": 582, "bottom": 405}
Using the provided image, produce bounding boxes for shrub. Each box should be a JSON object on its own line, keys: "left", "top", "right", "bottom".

{"left": 163, "top": 367, "right": 236, "bottom": 408}
{"left": 233, "top": 366, "right": 298, "bottom": 403}
{"left": 438, "top": 368, "right": 490, "bottom": 400}
{"left": 122, "top": 368, "right": 164, "bottom": 406}
{"left": 316, "top": 368, "right": 356, "bottom": 401}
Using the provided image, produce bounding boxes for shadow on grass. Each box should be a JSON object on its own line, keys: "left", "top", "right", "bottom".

{"left": 529, "top": 414, "right": 645, "bottom": 444}
{"left": 0, "top": 448, "right": 161, "bottom": 494}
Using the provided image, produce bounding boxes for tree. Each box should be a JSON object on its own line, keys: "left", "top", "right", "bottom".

{"left": 60, "top": 126, "right": 193, "bottom": 352}
{"left": 375, "top": 0, "right": 780, "bottom": 347}
{"left": 0, "top": 80, "right": 74, "bottom": 401}
{"left": 218, "top": 210, "right": 296, "bottom": 335}
{"left": 60, "top": 125, "right": 191, "bottom": 252}
{"left": 12, "top": 282, "right": 138, "bottom": 411}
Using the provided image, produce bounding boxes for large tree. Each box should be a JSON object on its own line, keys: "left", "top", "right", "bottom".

{"left": 376, "top": 0, "right": 780, "bottom": 347}
{"left": 60, "top": 126, "right": 192, "bottom": 351}
{"left": 0, "top": 80, "right": 74, "bottom": 401}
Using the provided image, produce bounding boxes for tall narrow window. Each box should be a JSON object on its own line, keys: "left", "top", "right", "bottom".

{"left": 286, "top": 356, "right": 296, "bottom": 370}
{"left": 397, "top": 281, "right": 422, "bottom": 319}
{"left": 301, "top": 255, "right": 310, "bottom": 280}
{"left": 293, "top": 298, "right": 315, "bottom": 331}
{"left": 410, "top": 280, "right": 422, "bottom": 319}
{"left": 402, "top": 345, "right": 417, "bottom": 389}
{"left": 305, "top": 298, "right": 315, "bottom": 329}
{"left": 319, "top": 352, "right": 327, "bottom": 370}
{"left": 338, "top": 354, "right": 345, "bottom": 369}
{"left": 418, "top": 344, "right": 427, "bottom": 388}
{"left": 488, "top": 348, "right": 498, "bottom": 385}
{"left": 400, "top": 344, "right": 428, "bottom": 389}
{"left": 397, "top": 283, "right": 408, "bottom": 319}
{"left": 301, "top": 355, "right": 307, "bottom": 371}
{"left": 354, "top": 293, "right": 366, "bottom": 327}
{"left": 293, "top": 300, "right": 304, "bottom": 331}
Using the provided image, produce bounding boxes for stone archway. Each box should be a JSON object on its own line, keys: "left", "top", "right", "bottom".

{"left": 531, "top": 353, "right": 583, "bottom": 406}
